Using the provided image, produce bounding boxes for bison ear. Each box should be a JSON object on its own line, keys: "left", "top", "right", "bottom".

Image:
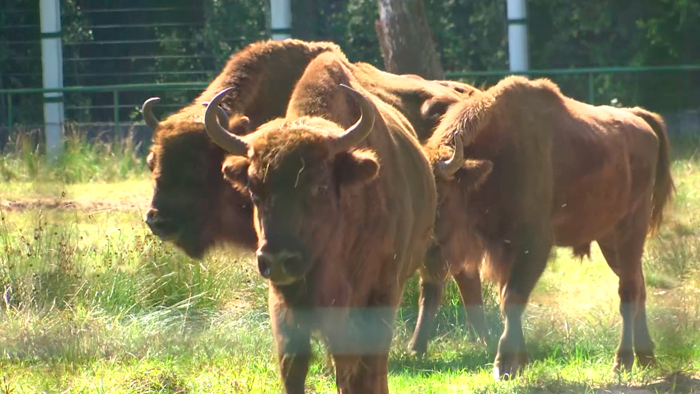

{"left": 334, "top": 149, "right": 380, "bottom": 188}
{"left": 229, "top": 116, "right": 251, "bottom": 136}
{"left": 421, "top": 97, "right": 455, "bottom": 122}
{"left": 456, "top": 159, "right": 492, "bottom": 190}
{"left": 222, "top": 155, "right": 251, "bottom": 193}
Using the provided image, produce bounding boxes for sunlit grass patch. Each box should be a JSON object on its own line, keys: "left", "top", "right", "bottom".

{"left": 0, "top": 136, "right": 698, "bottom": 392}
{"left": 0, "top": 210, "right": 265, "bottom": 317}
{"left": 0, "top": 126, "right": 148, "bottom": 185}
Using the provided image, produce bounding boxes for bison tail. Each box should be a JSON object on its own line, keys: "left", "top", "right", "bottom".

{"left": 630, "top": 107, "right": 676, "bottom": 234}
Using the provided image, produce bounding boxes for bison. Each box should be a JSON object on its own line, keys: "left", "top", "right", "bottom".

{"left": 419, "top": 75, "right": 674, "bottom": 380}
{"left": 140, "top": 39, "right": 469, "bottom": 259}
{"left": 202, "top": 52, "right": 451, "bottom": 393}
{"left": 141, "top": 39, "right": 344, "bottom": 258}
{"left": 140, "top": 39, "right": 491, "bottom": 355}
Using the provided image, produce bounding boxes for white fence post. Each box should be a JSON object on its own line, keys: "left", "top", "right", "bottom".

{"left": 270, "top": 0, "right": 292, "bottom": 40}
{"left": 506, "top": 0, "right": 529, "bottom": 72}
{"left": 40, "top": 0, "right": 64, "bottom": 161}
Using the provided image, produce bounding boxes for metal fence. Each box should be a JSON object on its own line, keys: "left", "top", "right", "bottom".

{"left": 449, "top": 65, "right": 700, "bottom": 106}
{"left": 3, "top": 1, "right": 699, "bottom": 144}
{"left": 1, "top": 65, "right": 699, "bottom": 134}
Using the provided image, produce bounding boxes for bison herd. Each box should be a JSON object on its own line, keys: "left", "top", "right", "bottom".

{"left": 140, "top": 39, "right": 675, "bottom": 393}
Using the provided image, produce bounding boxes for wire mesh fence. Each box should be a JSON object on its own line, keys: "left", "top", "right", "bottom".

{"left": 1, "top": 0, "right": 699, "bottom": 152}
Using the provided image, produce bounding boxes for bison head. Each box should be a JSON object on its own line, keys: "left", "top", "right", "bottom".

{"left": 429, "top": 134, "right": 492, "bottom": 239}
{"left": 141, "top": 97, "right": 257, "bottom": 259}
{"left": 204, "top": 85, "right": 379, "bottom": 286}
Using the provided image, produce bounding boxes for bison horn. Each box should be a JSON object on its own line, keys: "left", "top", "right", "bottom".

{"left": 201, "top": 102, "right": 230, "bottom": 128}
{"left": 332, "top": 84, "right": 376, "bottom": 153}
{"left": 204, "top": 88, "right": 249, "bottom": 156}
{"left": 436, "top": 133, "right": 464, "bottom": 180}
{"left": 142, "top": 97, "right": 161, "bottom": 130}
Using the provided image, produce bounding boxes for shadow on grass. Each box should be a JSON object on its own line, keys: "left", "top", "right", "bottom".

{"left": 540, "top": 372, "right": 700, "bottom": 394}
{"left": 389, "top": 347, "right": 495, "bottom": 375}
{"left": 391, "top": 350, "right": 700, "bottom": 393}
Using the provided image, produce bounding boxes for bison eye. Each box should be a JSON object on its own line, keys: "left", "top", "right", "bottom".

{"left": 310, "top": 183, "right": 329, "bottom": 198}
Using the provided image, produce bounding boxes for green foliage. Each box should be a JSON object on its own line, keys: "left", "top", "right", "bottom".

{"left": 2, "top": 0, "right": 699, "bottom": 131}
{"left": 0, "top": 210, "right": 265, "bottom": 317}
{"left": 526, "top": 0, "right": 700, "bottom": 110}
{"left": 424, "top": 0, "right": 508, "bottom": 72}
{"left": 0, "top": 125, "right": 148, "bottom": 183}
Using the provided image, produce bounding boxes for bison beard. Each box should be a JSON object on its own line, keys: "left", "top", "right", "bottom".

{"left": 204, "top": 52, "right": 438, "bottom": 394}
{"left": 417, "top": 75, "right": 674, "bottom": 380}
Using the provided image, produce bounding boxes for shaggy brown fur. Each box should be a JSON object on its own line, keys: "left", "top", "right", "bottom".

{"left": 144, "top": 39, "right": 346, "bottom": 258}
{"left": 219, "top": 52, "right": 437, "bottom": 394}
{"left": 143, "top": 39, "right": 473, "bottom": 260}
{"left": 417, "top": 75, "right": 674, "bottom": 380}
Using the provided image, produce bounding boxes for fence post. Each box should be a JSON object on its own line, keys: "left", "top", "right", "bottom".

{"left": 7, "top": 93, "right": 12, "bottom": 130}
{"left": 506, "top": 0, "right": 529, "bottom": 72}
{"left": 40, "top": 0, "right": 65, "bottom": 161}
{"left": 113, "top": 90, "right": 120, "bottom": 142}
{"left": 587, "top": 72, "right": 595, "bottom": 104}
{"left": 270, "top": 0, "right": 292, "bottom": 40}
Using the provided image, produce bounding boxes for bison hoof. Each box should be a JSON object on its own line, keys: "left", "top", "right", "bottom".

{"left": 612, "top": 350, "right": 635, "bottom": 373}
{"left": 493, "top": 352, "right": 528, "bottom": 381}
{"left": 636, "top": 352, "right": 657, "bottom": 369}
{"left": 407, "top": 342, "right": 428, "bottom": 357}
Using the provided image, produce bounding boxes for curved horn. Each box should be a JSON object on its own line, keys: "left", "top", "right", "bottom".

{"left": 332, "top": 84, "right": 376, "bottom": 153}
{"left": 436, "top": 133, "right": 464, "bottom": 180}
{"left": 204, "top": 88, "right": 249, "bottom": 156}
{"left": 142, "top": 97, "right": 161, "bottom": 130}
{"left": 201, "top": 102, "right": 230, "bottom": 128}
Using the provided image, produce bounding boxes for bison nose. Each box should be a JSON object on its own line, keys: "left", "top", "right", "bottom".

{"left": 256, "top": 250, "right": 302, "bottom": 284}
{"left": 256, "top": 252, "right": 273, "bottom": 279}
{"left": 144, "top": 209, "right": 172, "bottom": 239}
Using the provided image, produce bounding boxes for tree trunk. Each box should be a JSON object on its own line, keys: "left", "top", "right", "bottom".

{"left": 291, "top": 0, "right": 319, "bottom": 40}
{"left": 374, "top": 0, "right": 445, "bottom": 79}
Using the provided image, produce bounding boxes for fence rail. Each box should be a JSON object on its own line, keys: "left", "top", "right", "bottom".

{"left": 1, "top": 65, "right": 699, "bottom": 133}
{"left": 448, "top": 64, "right": 700, "bottom": 107}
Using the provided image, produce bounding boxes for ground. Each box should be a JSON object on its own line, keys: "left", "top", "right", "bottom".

{"left": 0, "top": 136, "right": 699, "bottom": 393}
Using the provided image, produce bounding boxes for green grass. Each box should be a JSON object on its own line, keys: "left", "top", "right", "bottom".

{"left": 0, "top": 127, "right": 148, "bottom": 184}
{"left": 0, "top": 135, "right": 699, "bottom": 393}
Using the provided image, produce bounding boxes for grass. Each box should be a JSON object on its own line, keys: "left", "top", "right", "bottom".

{"left": 0, "top": 133, "right": 699, "bottom": 393}
{"left": 0, "top": 126, "right": 147, "bottom": 185}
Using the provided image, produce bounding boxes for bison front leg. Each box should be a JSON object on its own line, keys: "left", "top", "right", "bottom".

{"left": 330, "top": 304, "right": 397, "bottom": 393}
{"left": 408, "top": 244, "right": 447, "bottom": 356}
{"left": 269, "top": 295, "right": 312, "bottom": 394}
{"left": 453, "top": 269, "right": 489, "bottom": 343}
{"left": 493, "top": 226, "right": 551, "bottom": 381}
{"left": 408, "top": 277, "right": 445, "bottom": 355}
{"left": 333, "top": 354, "right": 390, "bottom": 394}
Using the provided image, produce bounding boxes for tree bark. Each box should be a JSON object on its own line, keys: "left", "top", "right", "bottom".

{"left": 374, "top": 0, "right": 445, "bottom": 79}
{"left": 291, "top": 0, "right": 319, "bottom": 40}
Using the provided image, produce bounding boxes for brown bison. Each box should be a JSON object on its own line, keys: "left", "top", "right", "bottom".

{"left": 140, "top": 38, "right": 490, "bottom": 351}
{"left": 204, "top": 52, "right": 444, "bottom": 393}
{"left": 420, "top": 75, "right": 674, "bottom": 380}
{"left": 140, "top": 39, "right": 469, "bottom": 259}
{"left": 141, "top": 39, "right": 344, "bottom": 258}
{"left": 139, "top": 38, "right": 493, "bottom": 361}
